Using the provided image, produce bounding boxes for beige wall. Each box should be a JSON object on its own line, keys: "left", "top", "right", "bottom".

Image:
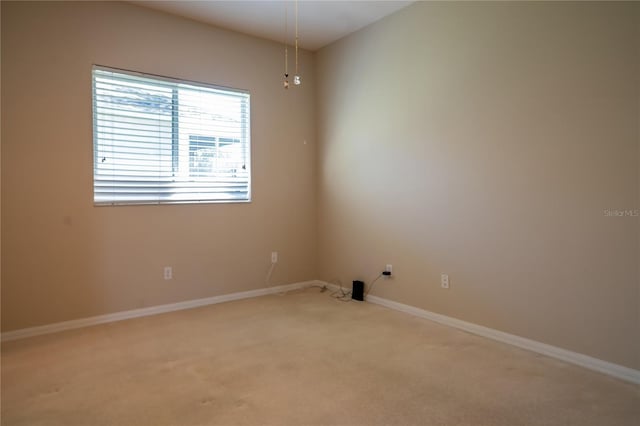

{"left": 1, "top": 1, "right": 317, "bottom": 331}
{"left": 317, "top": 1, "right": 640, "bottom": 369}
{"left": 1, "top": 2, "right": 3, "bottom": 323}
{"left": 637, "top": 10, "right": 640, "bottom": 370}
{"left": 2, "top": 0, "right": 639, "bottom": 372}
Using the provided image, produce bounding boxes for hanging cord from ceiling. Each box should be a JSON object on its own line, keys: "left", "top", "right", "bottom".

{"left": 293, "top": 0, "right": 301, "bottom": 85}
{"left": 283, "top": 2, "right": 289, "bottom": 89}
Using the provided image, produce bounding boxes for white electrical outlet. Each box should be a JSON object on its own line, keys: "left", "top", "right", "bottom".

{"left": 441, "top": 273, "right": 449, "bottom": 289}
{"left": 385, "top": 264, "right": 393, "bottom": 274}
{"left": 164, "top": 266, "right": 173, "bottom": 280}
{"left": 271, "top": 251, "right": 278, "bottom": 263}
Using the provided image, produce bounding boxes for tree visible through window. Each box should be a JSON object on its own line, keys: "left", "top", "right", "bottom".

{"left": 92, "top": 66, "right": 251, "bottom": 205}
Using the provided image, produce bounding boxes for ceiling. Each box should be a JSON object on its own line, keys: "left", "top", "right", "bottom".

{"left": 132, "top": 1, "right": 414, "bottom": 51}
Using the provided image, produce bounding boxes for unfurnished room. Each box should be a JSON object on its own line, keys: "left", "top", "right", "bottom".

{"left": 1, "top": 1, "right": 639, "bottom": 425}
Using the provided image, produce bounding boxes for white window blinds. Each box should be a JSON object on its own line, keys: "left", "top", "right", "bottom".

{"left": 92, "top": 66, "right": 251, "bottom": 205}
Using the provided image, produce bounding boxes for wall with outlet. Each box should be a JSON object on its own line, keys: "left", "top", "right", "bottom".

{"left": 1, "top": 1, "right": 317, "bottom": 331}
{"left": 316, "top": 2, "right": 640, "bottom": 370}
{"left": 2, "top": 0, "right": 639, "bottom": 373}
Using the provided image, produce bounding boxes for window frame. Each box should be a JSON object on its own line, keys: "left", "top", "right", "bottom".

{"left": 91, "top": 65, "right": 252, "bottom": 206}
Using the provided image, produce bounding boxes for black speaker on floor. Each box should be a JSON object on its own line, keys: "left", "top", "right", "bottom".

{"left": 352, "top": 280, "right": 364, "bottom": 301}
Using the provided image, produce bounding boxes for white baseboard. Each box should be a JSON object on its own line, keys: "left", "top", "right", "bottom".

{"left": 4, "top": 280, "right": 638, "bottom": 385}
{"left": 353, "top": 290, "right": 640, "bottom": 385}
{"left": 1, "top": 280, "right": 319, "bottom": 343}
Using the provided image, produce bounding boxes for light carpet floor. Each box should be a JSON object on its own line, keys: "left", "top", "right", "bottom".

{"left": 1, "top": 287, "right": 639, "bottom": 426}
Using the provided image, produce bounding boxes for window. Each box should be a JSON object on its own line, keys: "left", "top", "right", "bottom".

{"left": 188, "top": 135, "right": 241, "bottom": 177}
{"left": 92, "top": 66, "right": 251, "bottom": 205}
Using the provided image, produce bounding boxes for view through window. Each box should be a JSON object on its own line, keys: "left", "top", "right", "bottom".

{"left": 92, "top": 66, "right": 251, "bottom": 205}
